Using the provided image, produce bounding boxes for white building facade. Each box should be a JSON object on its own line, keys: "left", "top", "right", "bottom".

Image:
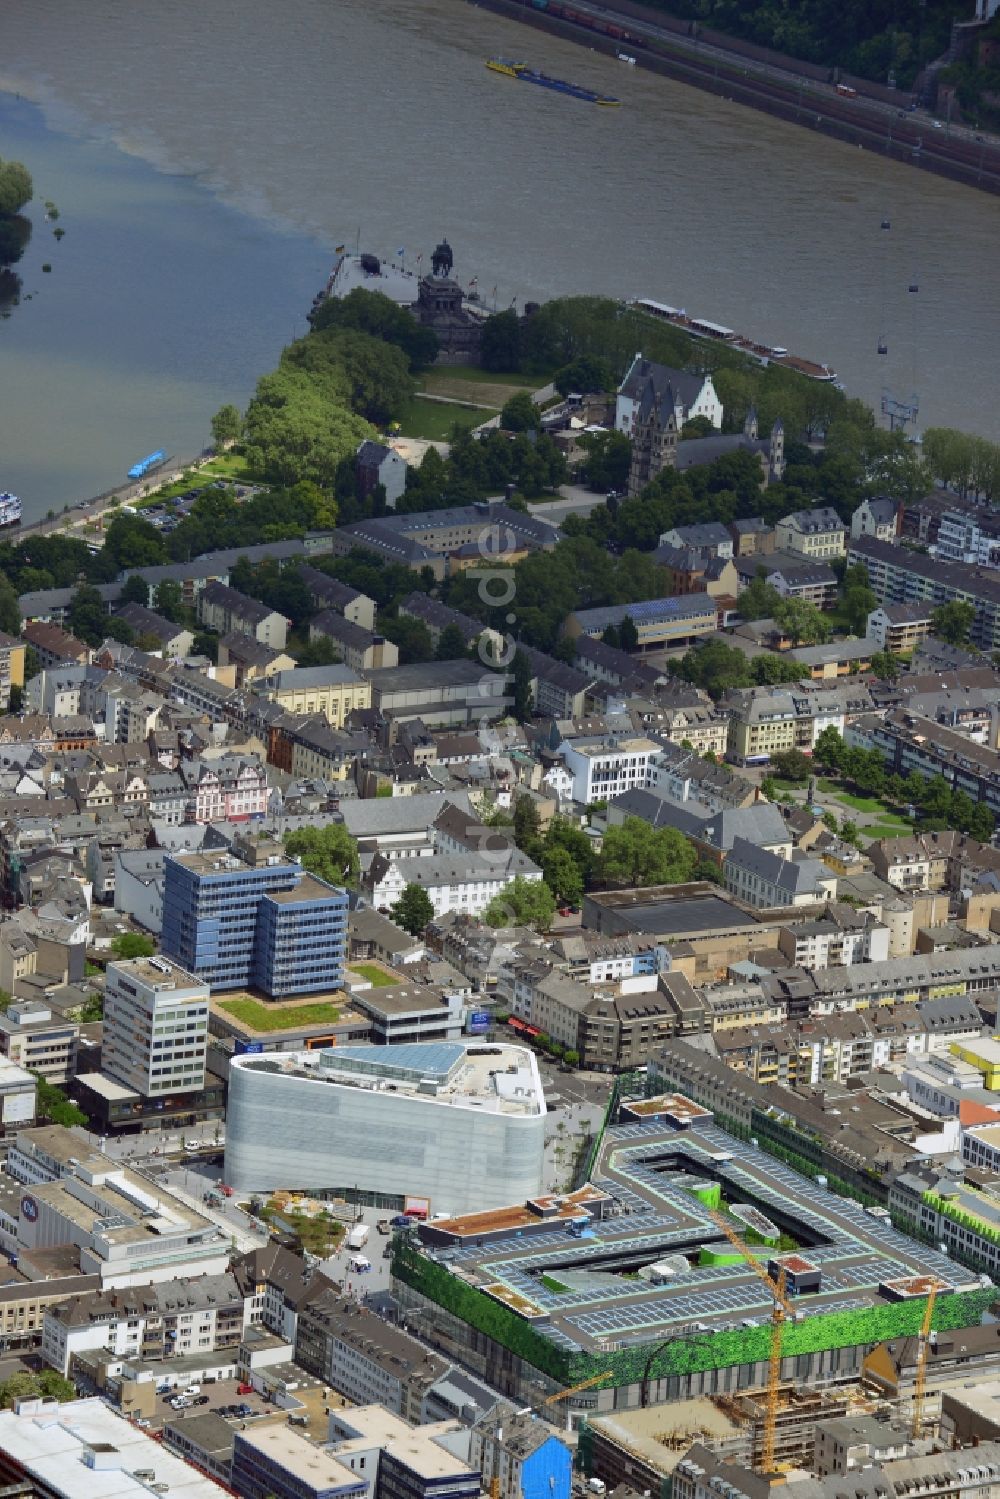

{"left": 103, "top": 956, "right": 210, "bottom": 1098}
{"left": 225, "top": 1041, "right": 546, "bottom": 1214}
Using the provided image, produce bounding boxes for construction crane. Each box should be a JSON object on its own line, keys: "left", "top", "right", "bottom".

{"left": 542, "top": 1372, "right": 607, "bottom": 1406}
{"left": 707, "top": 1210, "right": 795, "bottom": 1475}
{"left": 911, "top": 1282, "right": 939, "bottom": 1440}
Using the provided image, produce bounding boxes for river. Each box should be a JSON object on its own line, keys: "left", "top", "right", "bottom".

{"left": 1, "top": 0, "right": 999, "bottom": 521}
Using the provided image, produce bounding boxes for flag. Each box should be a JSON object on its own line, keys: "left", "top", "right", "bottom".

{"left": 334, "top": 243, "right": 346, "bottom": 254}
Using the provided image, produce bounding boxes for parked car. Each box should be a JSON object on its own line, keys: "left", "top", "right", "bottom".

{"left": 182, "top": 1384, "right": 201, "bottom": 1396}
{"left": 193, "top": 1396, "right": 210, "bottom": 1406}
{"left": 236, "top": 1403, "right": 253, "bottom": 1417}
{"left": 237, "top": 1383, "right": 254, "bottom": 1395}
{"left": 170, "top": 1397, "right": 190, "bottom": 1410}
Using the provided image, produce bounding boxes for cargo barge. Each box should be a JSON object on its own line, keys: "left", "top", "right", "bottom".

{"left": 633, "top": 297, "right": 838, "bottom": 383}
{"left": 486, "top": 57, "right": 620, "bottom": 105}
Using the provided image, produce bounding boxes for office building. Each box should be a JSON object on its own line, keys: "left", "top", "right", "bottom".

{"left": 0, "top": 1395, "right": 230, "bottom": 1498}
{"left": 161, "top": 839, "right": 348, "bottom": 996}
{"left": 471, "top": 1403, "right": 572, "bottom": 1499}
{"left": 103, "top": 955, "right": 210, "bottom": 1098}
{"left": 232, "top": 1425, "right": 366, "bottom": 1499}
{"left": 226, "top": 1040, "right": 546, "bottom": 1212}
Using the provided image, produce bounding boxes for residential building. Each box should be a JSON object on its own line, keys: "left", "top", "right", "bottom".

{"left": 0, "top": 999, "right": 78, "bottom": 1085}
{"left": 518, "top": 646, "right": 593, "bottom": 720}
{"left": 566, "top": 595, "right": 718, "bottom": 653}
{"left": 216, "top": 633, "right": 296, "bottom": 685}
{"left": 776, "top": 911, "right": 890, "bottom": 969}
{"left": 775, "top": 507, "right": 846, "bottom": 559}
{"left": 397, "top": 592, "right": 501, "bottom": 654}
{"left": 179, "top": 754, "right": 269, "bottom": 823}
{"left": 867, "top": 603, "right": 933, "bottom": 654}
{"left": 725, "top": 685, "right": 850, "bottom": 765}
{"left": 936, "top": 505, "right": 1000, "bottom": 568}
{"left": 225, "top": 1040, "right": 545, "bottom": 1211}
{"left": 103, "top": 954, "right": 210, "bottom": 1098}
{"left": 254, "top": 664, "right": 371, "bottom": 728}
{"left": 41, "top": 1271, "right": 249, "bottom": 1375}
{"left": 729, "top": 516, "right": 775, "bottom": 557}
{"left": 849, "top": 535, "right": 1000, "bottom": 653}
{"left": 114, "top": 602, "right": 194, "bottom": 658}
{"left": 0, "top": 1395, "right": 230, "bottom": 1498}
{"left": 197, "top": 580, "right": 289, "bottom": 649}
{"left": 723, "top": 838, "right": 837, "bottom": 909}
{"left": 296, "top": 1290, "right": 449, "bottom": 1419}
{"left": 161, "top": 840, "right": 348, "bottom": 997}
{"left": 471, "top": 1403, "right": 571, "bottom": 1499}
{"left": 0, "top": 632, "right": 26, "bottom": 713}
{"left": 356, "top": 438, "right": 408, "bottom": 510}
{"left": 735, "top": 552, "right": 839, "bottom": 609}
{"left": 329, "top": 503, "right": 557, "bottom": 582}
{"left": 851, "top": 496, "right": 899, "bottom": 542}
{"left": 367, "top": 849, "right": 542, "bottom": 920}
{"left": 298, "top": 564, "right": 377, "bottom": 632}
{"left": 309, "top": 612, "right": 399, "bottom": 672}
{"left": 659, "top": 522, "right": 734, "bottom": 558}
{"left": 559, "top": 735, "right": 661, "bottom": 805}
{"left": 849, "top": 711, "right": 1000, "bottom": 819}
{"left": 232, "top": 1425, "right": 366, "bottom": 1499}
{"left": 22, "top": 620, "right": 90, "bottom": 668}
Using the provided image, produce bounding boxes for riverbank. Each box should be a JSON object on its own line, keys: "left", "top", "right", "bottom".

{"left": 473, "top": 0, "right": 1000, "bottom": 197}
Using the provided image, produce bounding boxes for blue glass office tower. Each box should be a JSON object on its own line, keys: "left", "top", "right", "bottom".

{"left": 161, "top": 843, "right": 347, "bottom": 996}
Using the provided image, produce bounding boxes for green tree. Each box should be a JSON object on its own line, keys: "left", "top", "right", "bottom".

{"left": 773, "top": 596, "right": 830, "bottom": 645}
{"left": 577, "top": 429, "right": 631, "bottom": 493}
{"left": 674, "top": 639, "right": 751, "bottom": 698}
{"left": 192, "top": 630, "right": 219, "bottom": 662}
{"left": 739, "top": 571, "right": 783, "bottom": 622}
{"left": 483, "top": 876, "right": 556, "bottom": 931}
{"left": 501, "top": 390, "right": 541, "bottom": 433}
{"left": 103, "top": 512, "right": 168, "bottom": 570}
{"left": 119, "top": 573, "right": 150, "bottom": 607}
{"left": 511, "top": 648, "right": 534, "bottom": 721}
{"left": 112, "top": 933, "right": 156, "bottom": 960}
{"left": 294, "top": 636, "right": 342, "bottom": 667}
{"left": 512, "top": 794, "right": 543, "bottom": 859}
{"left": 379, "top": 614, "right": 433, "bottom": 664}
{"left": 33, "top": 1075, "right": 87, "bottom": 1129}
{"left": 391, "top": 883, "right": 435, "bottom": 936}
{"left": 435, "top": 622, "right": 469, "bottom": 661}
{"left": 211, "top": 403, "right": 243, "bottom": 447}
{"left": 771, "top": 748, "right": 811, "bottom": 782}
{"left": 869, "top": 649, "right": 900, "bottom": 681}
{"left": 311, "top": 287, "right": 438, "bottom": 369}
{"left": 479, "top": 309, "right": 522, "bottom": 373}
{"left": 285, "top": 824, "right": 360, "bottom": 886}
{"left": 598, "top": 818, "right": 697, "bottom": 888}
{"left": 67, "top": 584, "right": 108, "bottom": 646}
{"left": 0, "top": 575, "right": 20, "bottom": 637}
{"left": 0, "top": 158, "right": 32, "bottom": 216}
{"left": 618, "top": 614, "right": 639, "bottom": 653}
{"left": 153, "top": 579, "right": 184, "bottom": 621}
{"left": 554, "top": 355, "right": 614, "bottom": 396}
{"left": 932, "top": 599, "right": 976, "bottom": 647}
{"left": 813, "top": 725, "right": 846, "bottom": 770}
{"left": 542, "top": 845, "right": 584, "bottom": 906}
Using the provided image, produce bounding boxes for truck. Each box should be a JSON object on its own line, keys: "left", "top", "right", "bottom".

{"left": 349, "top": 1255, "right": 371, "bottom": 1274}
{"left": 346, "top": 1223, "right": 369, "bottom": 1250}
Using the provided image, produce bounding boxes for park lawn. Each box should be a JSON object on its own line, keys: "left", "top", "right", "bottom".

{"left": 817, "top": 779, "right": 894, "bottom": 816}
{"left": 423, "top": 364, "right": 550, "bottom": 389}
{"left": 198, "top": 452, "right": 256, "bottom": 482}
{"left": 770, "top": 778, "right": 807, "bottom": 795}
{"left": 421, "top": 372, "right": 530, "bottom": 408}
{"left": 218, "top": 998, "right": 340, "bottom": 1032}
{"left": 351, "top": 963, "right": 398, "bottom": 987}
{"left": 395, "top": 397, "right": 491, "bottom": 442}
{"left": 865, "top": 822, "right": 914, "bottom": 841}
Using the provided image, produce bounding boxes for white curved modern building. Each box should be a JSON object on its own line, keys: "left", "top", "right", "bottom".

{"left": 224, "top": 1041, "right": 546, "bottom": 1215}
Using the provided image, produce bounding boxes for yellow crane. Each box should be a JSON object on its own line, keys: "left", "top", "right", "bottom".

{"left": 911, "top": 1282, "right": 939, "bottom": 1440}
{"left": 542, "top": 1372, "right": 607, "bottom": 1406}
{"left": 707, "top": 1209, "right": 795, "bottom": 1475}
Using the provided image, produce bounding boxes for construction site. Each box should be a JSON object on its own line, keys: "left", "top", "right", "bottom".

{"left": 391, "top": 1092, "right": 993, "bottom": 1430}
